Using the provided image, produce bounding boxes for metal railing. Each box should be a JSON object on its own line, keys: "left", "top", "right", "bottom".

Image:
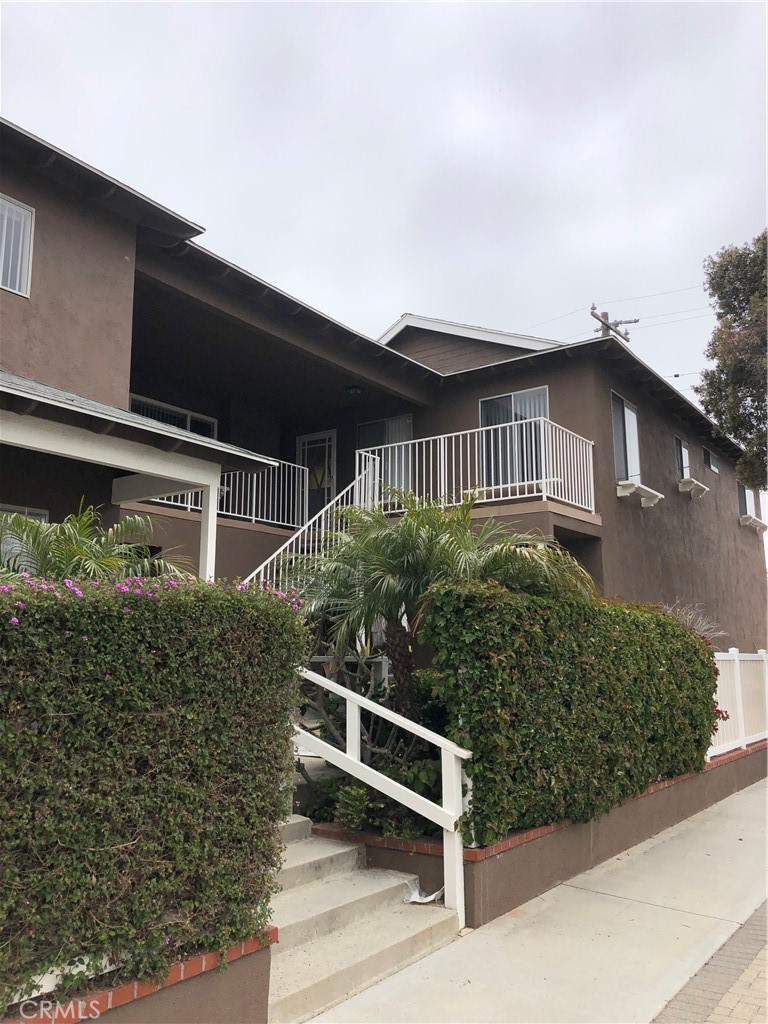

{"left": 297, "top": 667, "right": 472, "bottom": 929}
{"left": 151, "top": 460, "right": 310, "bottom": 531}
{"left": 357, "top": 417, "right": 595, "bottom": 513}
{"left": 708, "top": 648, "right": 768, "bottom": 758}
{"left": 245, "top": 451, "right": 380, "bottom": 589}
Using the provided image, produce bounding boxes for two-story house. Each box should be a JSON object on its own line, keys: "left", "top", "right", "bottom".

{"left": 1, "top": 118, "right": 765, "bottom": 649}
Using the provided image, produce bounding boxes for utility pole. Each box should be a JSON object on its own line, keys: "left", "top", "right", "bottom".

{"left": 590, "top": 303, "right": 639, "bottom": 342}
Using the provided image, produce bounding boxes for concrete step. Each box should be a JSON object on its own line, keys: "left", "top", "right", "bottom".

{"left": 271, "top": 867, "right": 419, "bottom": 955}
{"left": 280, "top": 814, "right": 312, "bottom": 844}
{"left": 278, "top": 837, "right": 363, "bottom": 891}
{"left": 269, "top": 902, "right": 458, "bottom": 1024}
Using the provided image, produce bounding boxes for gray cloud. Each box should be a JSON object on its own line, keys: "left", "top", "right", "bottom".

{"left": 2, "top": 2, "right": 764, "bottom": 390}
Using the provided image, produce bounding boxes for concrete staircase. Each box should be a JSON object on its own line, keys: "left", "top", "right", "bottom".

{"left": 269, "top": 815, "right": 458, "bottom": 1023}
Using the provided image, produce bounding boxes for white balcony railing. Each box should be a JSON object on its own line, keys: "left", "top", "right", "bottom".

{"left": 357, "top": 417, "right": 595, "bottom": 513}
{"left": 152, "top": 459, "right": 309, "bottom": 531}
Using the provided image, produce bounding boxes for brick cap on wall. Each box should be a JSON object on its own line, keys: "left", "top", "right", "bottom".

{"left": 312, "top": 739, "right": 768, "bottom": 862}
{"left": 3, "top": 927, "right": 278, "bottom": 1024}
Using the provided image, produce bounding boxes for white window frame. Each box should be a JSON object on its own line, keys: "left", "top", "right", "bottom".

{"left": 0, "top": 503, "right": 48, "bottom": 521}
{"left": 129, "top": 395, "right": 218, "bottom": 438}
{"left": 477, "top": 385, "right": 550, "bottom": 426}
{"left": 0, "top": 193, "right": 35, "bottom": 298}
{"left": 611, "top": 391, "right": 641, "bottom": 484}
{"left": 737, "top": 483, "right": 757, "bottom": 519}
{"left": 674, "top": 436, "right": 690, "bottom": 480}
{"left": 703, "top": 447, "right": 719, "bottom": 474}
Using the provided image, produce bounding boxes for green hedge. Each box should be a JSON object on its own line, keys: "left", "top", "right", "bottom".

{"left": 0, "top": 577, "right": 307, "bottom": 1009}
{"left": 421, "top": 581, "right": 718, "bottom": 847}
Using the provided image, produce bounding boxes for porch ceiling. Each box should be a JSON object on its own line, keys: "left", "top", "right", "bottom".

{"left": 131, "top": 276, "right": 430, "bottom": 422}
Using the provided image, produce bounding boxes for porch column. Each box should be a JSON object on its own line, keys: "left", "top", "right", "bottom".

{"left": 199, "top": 483, "right": 218, "bottom": 580}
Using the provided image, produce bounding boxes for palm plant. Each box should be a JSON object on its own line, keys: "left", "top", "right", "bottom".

{"left": 300, "top": 490, "right": 595, "bottom": 716}
{"left": 0, "top": 505, "right": 191, "bottom": 580}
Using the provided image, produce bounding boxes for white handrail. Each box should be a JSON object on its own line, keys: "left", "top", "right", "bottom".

{"left": 245, "top": 452, "right": 380, "bottom": 587}
{"left": 297, "top": 667, "right": 471, "bottom": 930}
{"left": 150, "top": 459, "right": 310, "bottom": 530}
{"left": 357, "top": 417, "right": 595, "bottom": 513}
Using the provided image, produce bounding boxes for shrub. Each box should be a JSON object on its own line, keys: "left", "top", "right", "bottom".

{"left": 0, "top": 576, "right": 307, "bottom": 1010}
{"left": 421, "top": 581, "right": 718, "bottom": 846}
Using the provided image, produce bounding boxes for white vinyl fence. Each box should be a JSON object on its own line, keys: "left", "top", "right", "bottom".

{"left": 708, "top": 649, "right": 768, "bottom": 758}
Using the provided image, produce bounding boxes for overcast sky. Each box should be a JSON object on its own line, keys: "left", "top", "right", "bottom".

{"left": 2, "top": 3, "right": 765, "bottom": 398}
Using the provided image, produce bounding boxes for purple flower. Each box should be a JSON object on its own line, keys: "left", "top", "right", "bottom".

{"left": 82, "top": 636, "right": 89, "bottom": 642}
{"left": 15, "top": 601, "right": 25, "bottom": 608}
{"left": 104, "top": 674, "right": 111, "bottom": 680}
{"left": 8, "top": 617, "right": 19, "bottom": 626}
{"left": 123, "top": 607, "right": 132, "bottom": 614}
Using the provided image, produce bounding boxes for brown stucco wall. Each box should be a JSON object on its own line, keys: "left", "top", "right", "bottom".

{"left": 417, "top": 352, "right": 766, "bottom": 649}
{"left": 589, "top": 361, "right": 767, "bottom": 650}
{"left": 120, "top": 505, "right": 291, "bottom": 580}
{"left": 0, "top": 159, "right": 136, "bottom": 408}
{"left": 388, "top": 328, "right": 528, "bottom": 373}
{"left": 105, "top": 945, "right": 271, "bottom": 1024}
{"left": 415, "top": 355, "right": 598, "bottom": 442}
{"left": 361, "top": 745, "right": 767, "bottom": 929}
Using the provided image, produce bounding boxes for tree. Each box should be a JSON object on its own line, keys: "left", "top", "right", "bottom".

{"left": 694, "top": 230, "right": 767, "bottom": 489}
{"left": 300, "top": 490, "right": 595, "bottom": 717}
{"left": 0, "top": 505, "right": 191, "bottom": 580}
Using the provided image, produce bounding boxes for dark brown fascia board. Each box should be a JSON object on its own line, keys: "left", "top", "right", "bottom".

{"left": 0, "top": 118, "right": 203, "bottom": 242}
{"left": 438, "top": 336, "right": 743, "bottom": 461}
{"left": 153, "top": 240, "right": 443, "bottom": 388}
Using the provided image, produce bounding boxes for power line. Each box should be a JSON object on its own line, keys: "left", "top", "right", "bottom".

{"left": 522, "top": 286, "right": 705, "bottom": 332}
{"left": 630, "top": 313, "right": 714, "bottom": 331}
{"left": 596, "top": 285, "right": 704, "bottom": 305}
{"left": 639, "top": 305, "right": 710, "bottom": 318}
{"left": 521, "top": 306, "right": 589, "bottom": 331}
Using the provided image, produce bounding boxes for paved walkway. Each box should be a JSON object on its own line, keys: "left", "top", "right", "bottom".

{"left": 311, "top": 781, "right": 767, "bottom": 1024}
{"left": 654, "top": 903, "right": 766, "bottom": 1023}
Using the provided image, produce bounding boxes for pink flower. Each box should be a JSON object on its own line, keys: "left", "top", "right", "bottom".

{"left": 8, "top": 617, "right": 19, "bottom": 626}
{"left": 15, "top": 601, "right": 25, "bottom": 608}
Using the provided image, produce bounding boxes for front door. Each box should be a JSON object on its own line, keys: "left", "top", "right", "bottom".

{"left": 296, "top": 430, "right": 337, "bottom": 518}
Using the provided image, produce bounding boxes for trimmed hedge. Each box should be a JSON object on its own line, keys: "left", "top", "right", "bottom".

{"left": 421, "top": 581, "right": 718, "bottom": 847}
{"left": 0, "top": 577, "right": 307, "bottom": 1009}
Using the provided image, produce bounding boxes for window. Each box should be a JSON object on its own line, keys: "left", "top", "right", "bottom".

{"left": 612, "top": 393, "right": 640, "bottom": 483}
{"left": 737, "top": 483, "right": 757, "bottom": 518}
{"left": 0, "top": 194, "right": 34, "bottom": 297}
{"left": 479, "top": 386, "right": 549, "bottom": 486}
{"left": 675, "top": 437, "right": 690, "bottom": 479}
{"left": 703, "top": 448, "right": 719, "bottom": 473}
{"left": 0, "top": 504, "right": 48, "bottom": 572}
{"left": 357, "top": 414, "right": 413, "bottom": 491}
{"left": 130, "top": 396, "right": 217, "bottom": 438}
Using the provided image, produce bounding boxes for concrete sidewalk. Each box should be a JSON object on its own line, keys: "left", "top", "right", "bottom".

{"left": 310, "top": 781, "right": 767, "bottom": 1024}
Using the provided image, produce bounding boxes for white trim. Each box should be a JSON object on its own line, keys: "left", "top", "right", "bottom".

{"left": 616, "top": 480, "right": 664, "bottom": 508}
{"left": 0, "top": 502, "right": 48, "bottom": 521}
{"left": 1, "top": 372, "right": 275, "bottom": 470}
{"left": 478, "top": 384, "right": 550, "bottom": 425}
{"left": 739, "top": 514, "right": 768, "bottom": 534}
{"left": 1, "top": 410, "right": 222, "bottom": 576}
{"left": 0, "top": 192, "right": 35, "bottom": 298}
{"left": 130, "top": 394, "right": 218, "bottom": 438}
{"left": 678, "top": 477, "right": 709, "bottom": 499}
{"left": 296, "top": 428, "right": 337, "bottom": 502}
{"left": 703, "top": 447, "right": 720, "bottom": 473}
{"left": 377, "top": 313, "right": 560, "bottom": 351}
